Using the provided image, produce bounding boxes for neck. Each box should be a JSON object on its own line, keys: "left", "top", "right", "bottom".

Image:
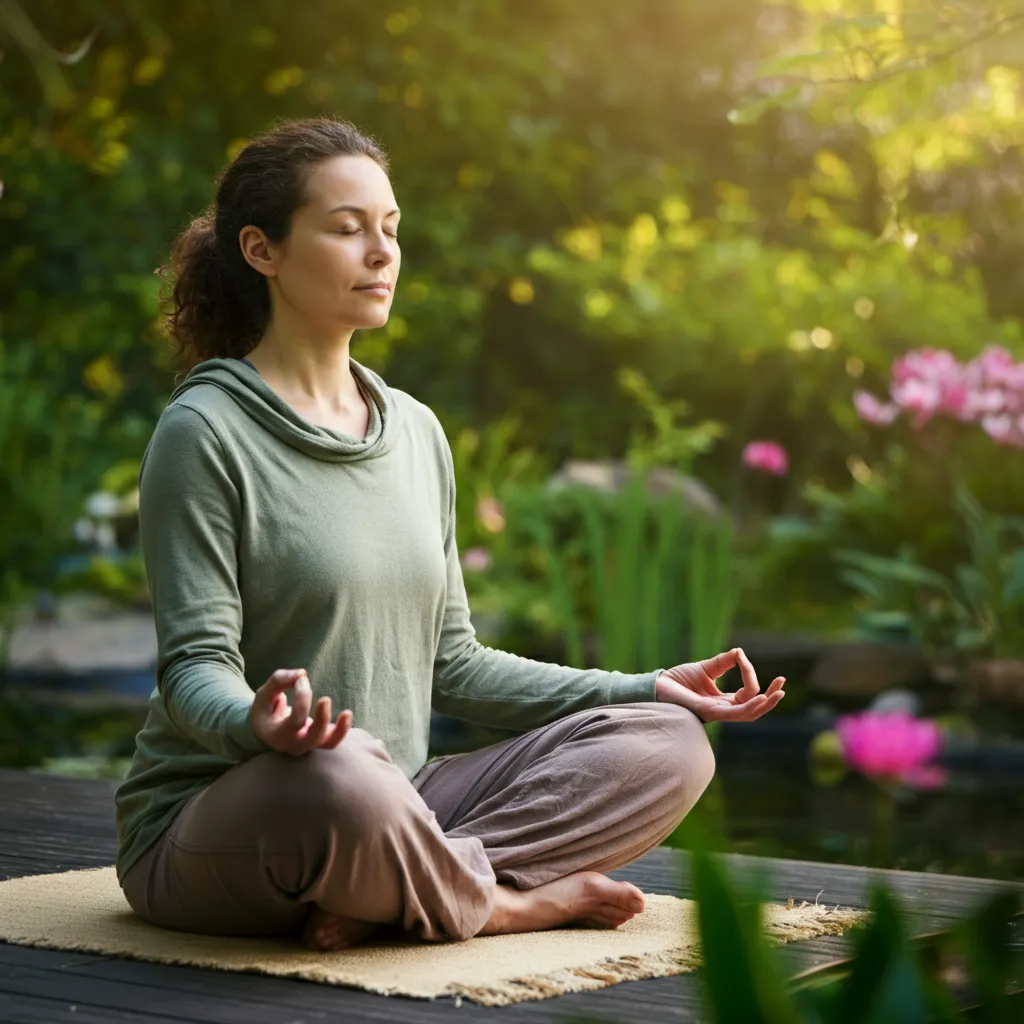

{"left": 246, "top": 316, "right": 361, "bottom": 410}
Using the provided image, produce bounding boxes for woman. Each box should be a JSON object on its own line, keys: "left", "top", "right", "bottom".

{"left": 115, "top": 116, "right": 786, "bottom": 952}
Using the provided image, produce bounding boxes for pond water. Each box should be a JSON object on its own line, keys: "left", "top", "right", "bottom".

{"left": 694, "top": 759, "right": 1024, "bottom": 882}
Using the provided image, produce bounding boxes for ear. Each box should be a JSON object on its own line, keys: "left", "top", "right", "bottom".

{"left": 238, "top": 225, "right": 278, "bottom": 278}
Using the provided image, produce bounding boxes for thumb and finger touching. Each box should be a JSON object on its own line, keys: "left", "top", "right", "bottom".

{"left": 255, "top": 669, "right": 353, "bottom": 753}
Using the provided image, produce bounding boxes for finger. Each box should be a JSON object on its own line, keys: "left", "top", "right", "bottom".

{"left": 264, "top": 668, "right": 305, "bottom": 696}
{"left": 704, "top": 693, "right": 770, "bottom": 722}
{"left": 765, "top": 676, "right": 786, "bottom": 698}
{"left": 734, "top": 649, "right": 761, "bottom": 702}
{"left": 289, "top": 672, "right": 312, "bottom": 728}
{"left": 299, "top": 697, "right": 334, "bottom": 749}
{"left": 698, "top": 648, "right": 740, "bottom": 683}
{"left": 739, "top": 691, "right": 785, "bottom": 721}
{"left": 738, "top": 690, "right": 785, "bottom": 721}
{"left": 320, "top": 710, "right": 353, "bottom": 749}
{"left": 268, "top": 691, "right": 288, "bottom": 720}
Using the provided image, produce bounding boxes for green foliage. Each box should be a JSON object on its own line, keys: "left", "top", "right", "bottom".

{"left": 568, "top": 848, "right": 1022, "bottom": 1023}
{"left": 3, "top": 0, "right": 1024, "bottom": 654}
{"left": 514, "top": 480, "right": 737, "bottom": 673}
{"left": 447, "top": 414, "right": 549, "bottom": 554}
{"left": 836, "top": 484, "right": 1024, "bottom": 655}
{"left": 0, "top": 691, "right": 144, "bottom": 770}
{"left": 54, "top": 552, "right": 150, "bottom": 607}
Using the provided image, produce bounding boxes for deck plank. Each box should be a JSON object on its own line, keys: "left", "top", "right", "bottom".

{"left": 0, "top": 768, "right": 1018, "bottom": 1023}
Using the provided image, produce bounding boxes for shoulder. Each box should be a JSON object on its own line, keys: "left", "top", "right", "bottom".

{"left": 165, "top": 382, "right": 242, "bottom": 434}
{"left": 388, "top": 385, "right": 450, "bottom": 450}
{"left": 148, "top": 384, "right": 245, "bottom": 451}
{"left": 141, "top": 387, "right": 239, "bottom": 485}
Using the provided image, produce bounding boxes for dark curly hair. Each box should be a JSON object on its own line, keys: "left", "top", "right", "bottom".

{"left": 160, "top": 117, "right": 390, "bottom": 372}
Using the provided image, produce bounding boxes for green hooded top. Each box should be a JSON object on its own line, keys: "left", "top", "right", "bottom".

{"left": 113, "top": 357, "right": 662, "bottom": 882}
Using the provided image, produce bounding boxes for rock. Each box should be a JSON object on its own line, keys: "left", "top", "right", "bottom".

{"left": 809, "top": 642, "right": 928, "bottom": 698}
{"left": 964, "top": 658, "right": 1024, "bottom": 705}
{"left": 546, "top": 459, "right": 722, "bottom": 517}
{"left": 6, "top": 609, "right": 156, "bottom": 674}
{"left": 869, "top": 688, "right": 922, "bottom": 716}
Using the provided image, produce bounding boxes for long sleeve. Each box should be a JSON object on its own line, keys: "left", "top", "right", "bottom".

{"left": 430, "top": 425, "right": 662, "bottom": 730}
{"left": 139, "top": 402, "right": 272, "bottom": 761}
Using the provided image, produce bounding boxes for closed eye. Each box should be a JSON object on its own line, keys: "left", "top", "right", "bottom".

{"left": 334, "top": 229, "right": 398, "bottom": 238}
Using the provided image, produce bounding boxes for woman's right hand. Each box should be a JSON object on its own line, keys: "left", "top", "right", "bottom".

{"left": 250, "top": 668, "right": 353, "bottom": 756}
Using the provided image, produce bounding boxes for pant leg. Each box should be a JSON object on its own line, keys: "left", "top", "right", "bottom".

{"left": 119, "top": 727, "right": 496, "bottom": 942}
{"left": 412, "top": 702, "right": 715, "bottom": 889}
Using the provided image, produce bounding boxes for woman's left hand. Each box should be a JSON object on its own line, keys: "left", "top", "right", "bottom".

{"left": 654, "top": 648, "right": 785, "bottom": 723}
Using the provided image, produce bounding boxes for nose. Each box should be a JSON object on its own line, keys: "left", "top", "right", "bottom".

{"left": 366, "top": 228, "right": 397, "bottom": 267}
{"left": 368, "top": 244, "right": 395, "bottom": 268}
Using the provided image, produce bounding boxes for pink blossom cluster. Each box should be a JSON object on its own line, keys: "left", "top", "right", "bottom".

{"left": 835, "top": 710, "right": 947, "bottom": 790}
{"left": 854, "top": 345, "right": 1024, "bottom": 447}
{"left": 742, "top": 440, "right": 789, "bottom": 476}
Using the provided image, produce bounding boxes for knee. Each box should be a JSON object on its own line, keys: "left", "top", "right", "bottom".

{"left": 269, "top": 729, "right": 403, "bottom": 833}
{"left": 663, "top": 704, "right": 715, "bottom": 779}
{"left": 638, "top": 704, "right": 716, "bottom": 800}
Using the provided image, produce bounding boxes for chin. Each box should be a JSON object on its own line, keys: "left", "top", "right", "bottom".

{"left": 339, "top": 306, "right": 391, "bottom": 331}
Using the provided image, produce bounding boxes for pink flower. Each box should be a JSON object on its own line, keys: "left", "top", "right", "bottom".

{"left": 981, "top": 414, "right": 1015, "bottom": 443}
{"left": 856, "top": 344, "right": 1024, "bottom": 447}
{"left": 835, "top": 710, "right": 944, "bottom": 788}
{"left": 854, "top": 390, "right": 899, "bottom": 425}
{"left": 460, "top": 546, "right": 492, "bottom": 572}
{"left": 890, "top": 377, "right": 944, "bottom": 425}
{"left": 742, "top": 441, "right": 788, "bottom": 476}
{"left": 974, "top": 345, "right": 1016, "bottom": 382}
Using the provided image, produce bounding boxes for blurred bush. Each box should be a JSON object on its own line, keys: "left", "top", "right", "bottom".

{"left": 2, "top": 0, "right": 1023, "bottom": 651}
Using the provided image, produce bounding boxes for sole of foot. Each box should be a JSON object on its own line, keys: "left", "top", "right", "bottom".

{"left": 478, "top": 870, "right": 646, "bottom": 936}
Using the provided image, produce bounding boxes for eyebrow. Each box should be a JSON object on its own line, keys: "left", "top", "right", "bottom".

{"left": 328, "top": 204, "right": 400, "bottom": 217}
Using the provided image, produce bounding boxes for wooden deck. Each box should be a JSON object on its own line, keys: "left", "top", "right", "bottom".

{"left": 1, "top": 768, "right": 1020, "bottom": 1023}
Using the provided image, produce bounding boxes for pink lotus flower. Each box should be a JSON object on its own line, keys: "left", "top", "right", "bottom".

{"left": 835, "top": 710, "right": 945, "bottom": 788}
{"left": 742, "top": 440, "right": 788, "bottom": 476}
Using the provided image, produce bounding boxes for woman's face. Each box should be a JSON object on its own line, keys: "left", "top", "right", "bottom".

{"left": 243, "top": 154, "right": 401, "bottom": 333}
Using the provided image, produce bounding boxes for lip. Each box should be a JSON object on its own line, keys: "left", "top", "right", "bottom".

{"left": 354, "top": 283, "right": 391, "bottom": 293}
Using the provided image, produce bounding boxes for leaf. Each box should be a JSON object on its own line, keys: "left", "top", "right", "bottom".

{"left": 1002, "top": 550, "right": 1024, "bottom": 606}
{"left": 727, "top": 97, "right": 775, "bottom": 126}
{"left": 757, "top": 51, "right": 832, "bottom": 77}
{"left": 728, "top": 85, "right": 802, "bottom": 125}
{"left": 833, "top": 885, "right": 931, "bottom": 1023}
{"left": 954, "top": 564, "right": 990, "bottom": 611}
{"left": 693, "top": 850, "right": 801, "bottom": 1024}
{"left": 954, "top": 889, "right": 1023, "bottom": 1024}
{"left": 821, "top": 14, "right": 889, "bottom": 38}
{"left": 838, "top": 567, "right": 887, "bottom": 601}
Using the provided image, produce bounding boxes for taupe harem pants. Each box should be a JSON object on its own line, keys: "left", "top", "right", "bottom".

{"left": 120, "top": 701, "right": 714, "bottom": 943}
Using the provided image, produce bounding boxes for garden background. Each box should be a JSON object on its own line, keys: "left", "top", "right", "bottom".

{"left": 2, "top": 0, "right": 1023, "bottom": 881}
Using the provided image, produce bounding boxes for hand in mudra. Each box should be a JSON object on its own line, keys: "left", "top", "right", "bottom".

{"left": 251, "top": 668, "right": 353, "bottom": 755}
{"left": 655, "top": 648, "right": 785, "bottom": 723}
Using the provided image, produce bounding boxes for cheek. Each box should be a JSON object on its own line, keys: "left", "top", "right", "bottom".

{"left": 283, "top": 239, "right": 354, "bottom": 294}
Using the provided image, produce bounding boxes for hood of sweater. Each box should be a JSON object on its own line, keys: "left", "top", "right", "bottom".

{"left": 165, "top": 356, "right": 400, "bottom": 463}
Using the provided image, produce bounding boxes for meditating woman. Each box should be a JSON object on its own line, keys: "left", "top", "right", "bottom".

{"left": 114, "top": 116, "right": 786, "bottom": 951}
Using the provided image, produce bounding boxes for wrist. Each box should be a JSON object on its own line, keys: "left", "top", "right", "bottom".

{"left": 654, "top": 671, "right": 671, "bottom": 702}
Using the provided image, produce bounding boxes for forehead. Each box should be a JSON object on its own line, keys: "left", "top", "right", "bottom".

{"left": 303, "top": 155, "right": 396, "bottom": 212}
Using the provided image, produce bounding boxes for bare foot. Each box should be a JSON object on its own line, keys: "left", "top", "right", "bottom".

{"left": 304, "top": 907, "right": 381, "bottom": 951}
{"left": 476, "top": 871, "right": 646, "bottom": 936}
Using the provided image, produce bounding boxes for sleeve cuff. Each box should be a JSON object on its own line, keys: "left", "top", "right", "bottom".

{"left": 610, "top": 668, "right": 663, "bottom": 706}
{"left": 226, "top": 701, "right": 274, "bottom": 758}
